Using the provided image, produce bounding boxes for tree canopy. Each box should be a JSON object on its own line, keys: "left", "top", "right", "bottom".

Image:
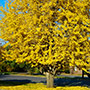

{"left": 0, "top": 0, "right": 90, "bottom": 88}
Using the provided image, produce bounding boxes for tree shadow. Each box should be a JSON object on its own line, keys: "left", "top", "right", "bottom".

{"left": 54, "top": 77, "right": 90, "bottom": 87}
{"left": 0, "top": 80, "right": 36, "bottom": 86}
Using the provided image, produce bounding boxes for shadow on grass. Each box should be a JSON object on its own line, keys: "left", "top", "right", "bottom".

{"left": 0, "top": 80, "right": 36, "bottom": 86}
{"left": 54, "top": 77, "right": 90, "bottom": 87}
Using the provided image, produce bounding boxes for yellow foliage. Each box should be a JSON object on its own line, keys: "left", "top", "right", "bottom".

{"left": 0, "top": 83, "right": 90, "bottom": 90}
{"left": 0, "top": 0, "right": 90, "bottom": 74}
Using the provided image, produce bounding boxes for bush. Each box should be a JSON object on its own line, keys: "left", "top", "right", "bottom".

{"left": 2, "top": 72, "right": 11, "bottom": 75}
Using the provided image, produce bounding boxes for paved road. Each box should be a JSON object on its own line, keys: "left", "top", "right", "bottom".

{"left": 0, "top": 75, "right": 90, "bottom": 87}
{"left": 0, "top": 75, "right": 46, "bottom": 83}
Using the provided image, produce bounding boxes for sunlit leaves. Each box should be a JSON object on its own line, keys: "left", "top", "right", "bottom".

{"left": 0, "top": 0, "right": 90, "bottom": 73}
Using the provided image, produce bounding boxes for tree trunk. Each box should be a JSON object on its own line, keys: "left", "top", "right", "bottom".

{"left": 70, "top": 66, "right": 74, "bottom": 74}
{"left": 82, "top": 70, "right": 84, "bottom": 78}
{"left": 46, "top": 72, "right": 54, "bottom": 88}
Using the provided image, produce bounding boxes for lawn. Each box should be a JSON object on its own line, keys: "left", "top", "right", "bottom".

{"left": 0, "top": 81, "right": 90, "bottom": 90}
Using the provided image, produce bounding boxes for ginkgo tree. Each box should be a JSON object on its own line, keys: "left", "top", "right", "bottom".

{"left": 0, "top": 0, "right": 90, "bottom": 88}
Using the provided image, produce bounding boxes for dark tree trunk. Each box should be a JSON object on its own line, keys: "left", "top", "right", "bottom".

{"left": 82, "top": 70, "right": 84, "bottom": 78}
{"left": 46, "top": 72, "right": 54, "bottom": 88}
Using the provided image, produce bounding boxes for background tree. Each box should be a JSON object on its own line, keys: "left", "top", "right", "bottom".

{"left": 0, "top": 0, "right": 90, "bottom": 88}
{"left": 0, "top": 46, "right": 6, "bottom": 73}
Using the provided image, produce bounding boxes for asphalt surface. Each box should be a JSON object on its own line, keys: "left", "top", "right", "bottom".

{"left": 0, "top": 75, "right": 46, "bottom": 83}
{"left": 0, "top": 75, "right": 90, "bottom": 87}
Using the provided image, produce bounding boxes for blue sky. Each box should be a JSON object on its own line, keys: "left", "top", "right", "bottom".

{"left": 0, "top": 0, "right": 8, "bottom": 18}
{"left": 0, "top": 0, "right": 8, "bottom": 7}
{"left": 0, "top": 0, "right": 8, "bottom": 46}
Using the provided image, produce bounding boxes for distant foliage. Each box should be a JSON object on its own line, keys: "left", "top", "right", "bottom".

{"left": 0, "top": 46, "right": 5, "bottom": 72}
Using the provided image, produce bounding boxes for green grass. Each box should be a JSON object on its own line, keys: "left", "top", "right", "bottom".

{"left": 0, "top": 81, "right": 90, "bottom": 90}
